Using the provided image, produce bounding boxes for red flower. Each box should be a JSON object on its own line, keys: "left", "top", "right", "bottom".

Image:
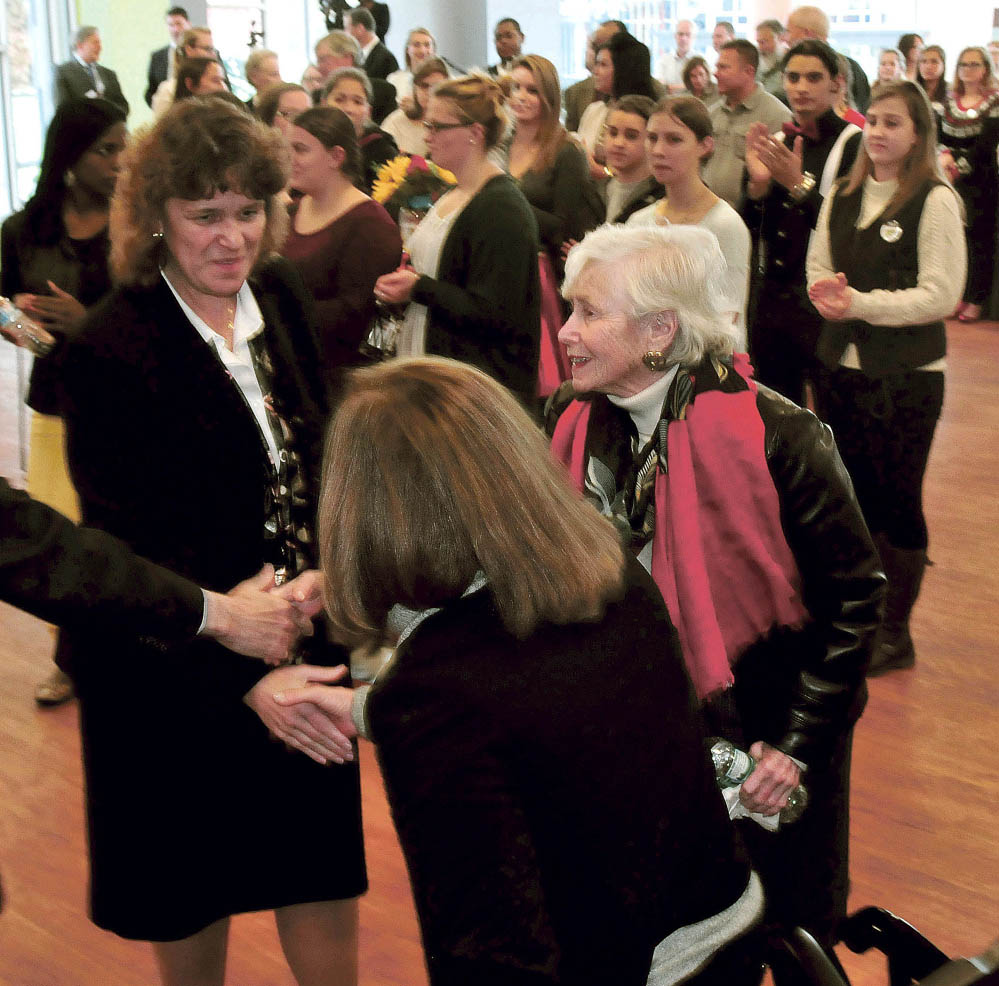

{"left": 407, "top": 155, "right": 429, "bottom": 174}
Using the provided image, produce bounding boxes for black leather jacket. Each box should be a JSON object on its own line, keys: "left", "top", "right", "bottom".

{"left": 546, "top": 380, "right": 885, "bottom": 771}
{"left": 735, "top": 384, "right": 885, "bottom": 769}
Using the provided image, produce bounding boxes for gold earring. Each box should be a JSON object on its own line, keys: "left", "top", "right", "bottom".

{"left": 642, "top": 351, "right": 670, "bottom": 372}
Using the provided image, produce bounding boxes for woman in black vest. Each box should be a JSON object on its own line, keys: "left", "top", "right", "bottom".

{"left": 806, "top": 81, "right": 965, "bottom": 676}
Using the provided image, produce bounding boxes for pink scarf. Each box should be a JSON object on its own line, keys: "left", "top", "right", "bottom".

{"left": 550, "top": 356, "right": 808, "bottom": 699}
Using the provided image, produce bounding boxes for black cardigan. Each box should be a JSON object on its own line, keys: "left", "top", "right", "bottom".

{"left": 411, "top": 174, "right": 541, "bottom": 406}
{"left": 367, "top": 556, "right": 752, "bottom": 986}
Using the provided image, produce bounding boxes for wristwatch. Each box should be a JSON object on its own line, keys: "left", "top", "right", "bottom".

{"left": 788, "top": 171, "right": 816, "bottom": 202}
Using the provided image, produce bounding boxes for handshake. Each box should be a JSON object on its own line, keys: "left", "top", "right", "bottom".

{"left": 206, "top": 567, "right": 361, "bottom": 768}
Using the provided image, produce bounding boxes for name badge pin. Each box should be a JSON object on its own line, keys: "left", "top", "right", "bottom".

{"left": 880, "top": 220, "right": 903, "bottom": 243}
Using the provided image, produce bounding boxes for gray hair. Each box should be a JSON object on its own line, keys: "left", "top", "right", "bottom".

{"left": 316, "top": 30, "right": 361, "bottom": 65}
{"left": 245, "top": 48, "right": 277, "bottom": 77}
{"left": 563, "top": 224, "right": 737, "bottom": 368}
{"left": 322, "top": 66, "right": 372, "bottom": 105}
{"left": 74, "top": 25, "right": 98, "bottom": 47}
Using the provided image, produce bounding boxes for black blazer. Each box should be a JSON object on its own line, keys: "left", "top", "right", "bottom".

{"left": 54, "top": 59, "right": 129, "bottom": 116}
{"left": 0, "top": 478, "right": 203, "bottom": 639}
{"left": 361, "top": 40, "right": 398, "bottom": 80}
{"left": 57, "top": 257, "right": 327, "bottom": 693}
{"left": 146, "top": 46, "right": 170, "bottom": 106}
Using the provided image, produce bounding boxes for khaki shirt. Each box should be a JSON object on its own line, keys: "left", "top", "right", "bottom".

{"left": 702, "top": 83, "right": 792, "bottom": 209}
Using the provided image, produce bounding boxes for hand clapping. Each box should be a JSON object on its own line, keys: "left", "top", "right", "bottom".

{"left": 808, "top": 272, "right": 853, "bottom": 321}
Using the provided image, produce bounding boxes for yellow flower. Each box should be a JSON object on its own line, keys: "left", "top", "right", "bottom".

{"left": 372, "top": 155, "right": 414, "bottom": 202}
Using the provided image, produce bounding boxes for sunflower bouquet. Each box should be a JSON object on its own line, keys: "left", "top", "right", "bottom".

{"left": 371, "top": 154, "right": 457, "bottom": 222}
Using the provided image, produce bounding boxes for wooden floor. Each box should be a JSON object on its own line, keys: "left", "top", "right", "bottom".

{"left": 0, "top": 323, "right": 997, "bottom": 985}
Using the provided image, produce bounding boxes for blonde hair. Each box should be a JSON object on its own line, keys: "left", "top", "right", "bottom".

{"left": 953, "top": 46, "right": 998, "bottom": 98}
{"left": 840, "top": 81, "right": 958, "bottom": 217}
{"left": 109, "top": 98, "right": 289, "bottom": 286}
{"left": 563, "top": 224, "right": 737, "bottom": 368}
{"left": 512, "top": 55, "right": 570, "bottom": 171}
{"left": 318, "top": 357, "right": 626, "bottom": 648}
{"left": 432, "top": 73, "right": 508, "bottom": 148}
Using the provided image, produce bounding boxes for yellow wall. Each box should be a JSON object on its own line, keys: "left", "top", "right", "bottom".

{"left": 76, "top": 0, "right": 167, "bottom": 128}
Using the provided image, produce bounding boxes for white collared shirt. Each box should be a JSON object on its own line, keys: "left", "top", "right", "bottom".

{"left": 160, "top": 271, "right": 281, "bottom": 467}
{"left": 359, "top": 36, "right": 378, "bottom": 64}
{"left": 74, "top": 52, "right": 104, "bottom": 95}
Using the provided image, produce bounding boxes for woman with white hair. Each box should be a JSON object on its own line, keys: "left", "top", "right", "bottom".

{"left": 547, "top": 222, "right": 885, "bottom": 964}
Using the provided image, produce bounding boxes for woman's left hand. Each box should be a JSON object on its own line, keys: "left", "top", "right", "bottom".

{"left": 739, "top": 741, "right": 802, "bottom": 816}
{"left": 809, "top": 272, "right": 853, "bottom": 321}
{"left": 245, "top": 663, "right": 356, "bottom": 765}
{"left": 18, "top": 281, "right": 88, "bottom": 334}
{"left": 374, "top": 269, "right": 419, "bottom": 305}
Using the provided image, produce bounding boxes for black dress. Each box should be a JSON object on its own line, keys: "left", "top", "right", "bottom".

{"left": 57, "top": 260, "right": 366, "bottom": 941}
{"left": 938, "top": 91, "right": 999, "bottom": 306}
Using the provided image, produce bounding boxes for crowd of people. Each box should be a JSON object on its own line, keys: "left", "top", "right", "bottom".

{"left": 0, "top": 2, "right": 994, "bottom": 984}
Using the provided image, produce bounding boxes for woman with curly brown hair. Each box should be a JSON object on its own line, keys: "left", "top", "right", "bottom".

{"left": 56, "top": 97, "right": 365, "bottom": 986}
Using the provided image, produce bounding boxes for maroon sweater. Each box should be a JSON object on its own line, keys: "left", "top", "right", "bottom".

{"left": 282, "top": 197, "right": 401, "bottom": 382}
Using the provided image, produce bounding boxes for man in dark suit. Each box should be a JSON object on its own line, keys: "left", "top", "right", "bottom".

{"left": 324, "top": 0, "right": 389, "bottom": 42}
{"left": 54, "top": 26, "right": 129, "bottom": 116}
{"left": 145, "top": 6, "right": 190, "bottom": 107}
{"left": 344, "top": 6, "right": 397, "bottom": 80}
{"left": 0, "top": 477, "right": 316, "bottom": 661}
{"left": 488, "top": 18, "right": 524, "bottom": 76}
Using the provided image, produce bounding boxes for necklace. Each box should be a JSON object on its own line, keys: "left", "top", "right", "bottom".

{"left": 223, "top": 298, "right": 236, "bottom": 337}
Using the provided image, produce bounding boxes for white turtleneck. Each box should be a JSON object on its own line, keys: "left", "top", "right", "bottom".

{"left": 607, "top": 364, "right": 681, "bottom": 447}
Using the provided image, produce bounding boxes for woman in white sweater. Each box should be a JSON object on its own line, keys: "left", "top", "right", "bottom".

{"left": 628, "top": 97, "right": 750, "bottom": 349}
{"left": 807, "top": 81, "right": 965, "bottom": 677}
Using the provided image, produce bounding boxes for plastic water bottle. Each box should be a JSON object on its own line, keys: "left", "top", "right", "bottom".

{"left": 709, "top": 737, "right": 808, "bottom": 823}
{"left": 0, "top": 297, "right": 55, "bottom": 356}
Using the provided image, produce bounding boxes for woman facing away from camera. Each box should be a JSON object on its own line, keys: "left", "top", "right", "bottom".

{"left": 275, "top": 355, "right": 766, "bottom": 986}
{"left": 55, "top": 97, "right": 365, "bottom": 986}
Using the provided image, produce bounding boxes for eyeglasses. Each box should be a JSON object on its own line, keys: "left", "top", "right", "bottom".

{"left": 958, "top": 62, "right": 986, "bottom": 69}
{"left": 275, "top": 109, "right": 298, "bottom": 119}
{"left": 422, "top": 119, "right": 472, "bottom": 133}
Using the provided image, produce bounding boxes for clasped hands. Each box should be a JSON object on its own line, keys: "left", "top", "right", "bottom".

{"left": 808, "top": 271, "right": 854, "bottom": 321}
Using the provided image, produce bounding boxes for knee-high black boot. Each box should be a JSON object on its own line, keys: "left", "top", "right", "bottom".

{"left": 868, "top": 539, "right": 926, "bottom": 677}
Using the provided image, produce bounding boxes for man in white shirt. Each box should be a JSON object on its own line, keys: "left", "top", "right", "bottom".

{"left": 145, "top": 6, "right": 190, "bottom": 106}
{"left": 702, "top": 39, "right": 792, "bottom": 210}
{"left": 55, "top": 26, "right": 129, "bottom": 115}
{"left": 655, "top": 19, "right": 694, "bottom": 93}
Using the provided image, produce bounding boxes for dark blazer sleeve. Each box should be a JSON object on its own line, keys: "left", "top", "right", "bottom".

{"left": 54, "top": 62, "right": 79, "bottom": 105}
{"left": 98, "top": 66, "right": 129, "bottom": 116}
{"left": 145, "top": 48, "right": 167, "bottom": 107}
{"left": 363, "top": 42, "right": 398, "bottom": 80}
{"left": 0, "top": 478, "right": 204, "bottom": 639}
